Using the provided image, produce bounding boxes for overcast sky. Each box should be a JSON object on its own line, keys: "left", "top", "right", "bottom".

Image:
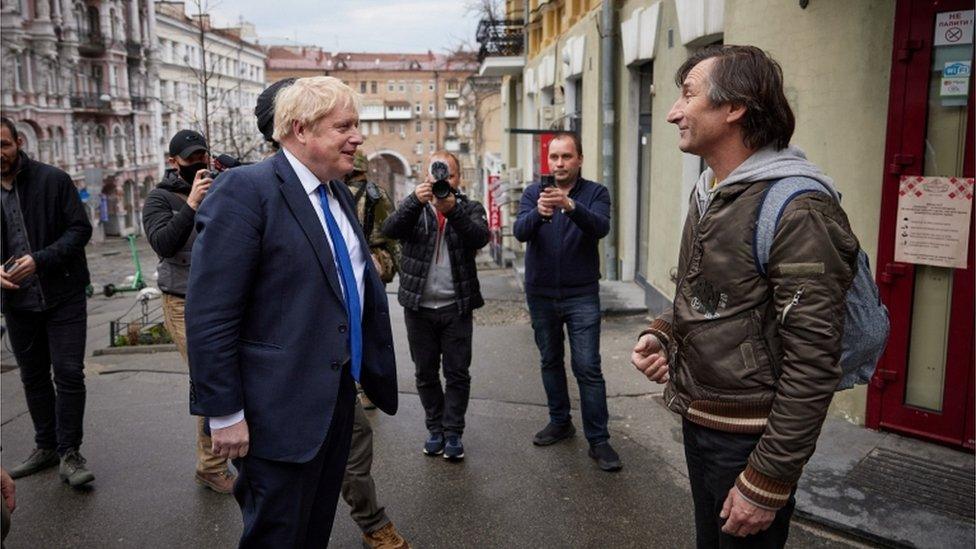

{"left": 205, "top": 0, "right": 483, "bottom": 54}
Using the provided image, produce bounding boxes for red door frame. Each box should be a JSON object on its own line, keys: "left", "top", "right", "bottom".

{"left": 867, "top": 0, "right": 975, "bottom": 449}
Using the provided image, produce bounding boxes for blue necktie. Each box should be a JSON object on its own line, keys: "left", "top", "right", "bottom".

{"left": 317, "top": 184, "right": 362, "bottom": 382}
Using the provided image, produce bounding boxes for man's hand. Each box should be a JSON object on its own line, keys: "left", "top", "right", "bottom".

{"left": 1, "top": 467, "right": 15, "bottom": 513}
{"left": 187, "top": 169, "right": 213, "bottom": 210}
{"left": 371, "top": 253, "right": 382, "bottom": 274}
{"left": 432, "top": 190, "right": 456, "bottom": 214}
{"left": 720, "top": 486, "right": 776, "bottom": 537}
{"left": 211, "top": 418, "right": 249, "bottom": 459}
{"left": 3, "top": 255, "right": 36, "bottom": 285}
{"left": 414, "top": 176, "right": 434, "bottom": 204}
{"left": 631, "top": 333, "right": 670, "bottom": 383}
{"left": 0, "top": 266, "right": 19, "bottom": 290}
{"left": 539, "top": 186, "right": 572, "bottom": 212}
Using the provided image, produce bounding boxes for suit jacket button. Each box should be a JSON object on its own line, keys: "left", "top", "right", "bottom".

{"left": 331, "top": 360, "right": 340, "bottom": 371}
{"left": 338, "top": 325, "right": 347, "bottom": 333}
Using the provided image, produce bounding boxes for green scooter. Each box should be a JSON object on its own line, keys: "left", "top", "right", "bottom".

{"left": 103, "top": 234, "right": 146, "bottom": 297}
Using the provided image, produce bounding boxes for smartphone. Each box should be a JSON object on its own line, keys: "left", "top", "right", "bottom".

{"left": 539, "top": 175, "right": 555, "bottom": 223}
{"left": 2, "top": 256, "right": 20, "bottom": 274}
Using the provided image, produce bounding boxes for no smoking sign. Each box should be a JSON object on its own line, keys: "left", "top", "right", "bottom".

{"left": 934, "top": 10, "right": 974, "bottom": 47}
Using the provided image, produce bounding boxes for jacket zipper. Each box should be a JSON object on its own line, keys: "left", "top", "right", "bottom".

{"left": 781, "top": 286, "right": 804, "bottom": 325}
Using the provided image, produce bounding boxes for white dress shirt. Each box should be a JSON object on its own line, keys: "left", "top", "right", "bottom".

{"left": 209, "top": 147, "right": 367, "bottom": 432}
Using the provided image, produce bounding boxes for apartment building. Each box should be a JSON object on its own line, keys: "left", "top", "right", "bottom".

{"left": 1, "top": 0, "right": 161, "bottom": 236}
{"left": 155, "top": 1, "right": 266, "bottom": 163}
{"left": 265, "top": 46, "right": 483, "bottom": 202}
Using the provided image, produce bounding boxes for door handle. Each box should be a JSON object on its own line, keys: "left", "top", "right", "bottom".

{"left": 879, "top": 262, "right": 908, "bottom": 284}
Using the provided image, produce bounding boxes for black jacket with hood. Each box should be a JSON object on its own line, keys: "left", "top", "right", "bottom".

{"left": 142, "top": 169, "right": 197, "bottom": 296}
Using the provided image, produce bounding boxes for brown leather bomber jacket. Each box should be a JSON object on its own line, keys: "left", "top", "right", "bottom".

{"left": 642, "top": 179, "right": 858, "bottom": 509}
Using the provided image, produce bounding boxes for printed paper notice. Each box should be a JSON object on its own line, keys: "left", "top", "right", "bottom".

{"left": 895, "top": 176, "right": 974, "bottom": 269}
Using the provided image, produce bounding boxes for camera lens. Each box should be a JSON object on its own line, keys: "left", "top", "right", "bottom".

{"left": 430, "top": 160, "right": 450, "bottom": 182}
{"left": 432, "top": 180, "right": 451, "bottom": 199}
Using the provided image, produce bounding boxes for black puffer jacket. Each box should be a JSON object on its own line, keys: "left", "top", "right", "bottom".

{"left": 382, "top": 192, "right": 489, "bottom": 315}
{"left": 1, "top": 152, "right": 92, "bottom": 312}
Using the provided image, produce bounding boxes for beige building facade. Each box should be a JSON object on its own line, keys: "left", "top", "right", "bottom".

{"left": 265, "top": 47, "right": 484, "bottom": 203}
{"left": 482, "top": 0, "right": 974, "bottom": 446}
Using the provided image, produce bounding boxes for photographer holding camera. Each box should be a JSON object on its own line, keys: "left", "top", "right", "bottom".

{"left": 382, "top": 151, "right": 489, "bottom": 461}
{"left": 142, "top": 129, "right": 235, "bottom": 494}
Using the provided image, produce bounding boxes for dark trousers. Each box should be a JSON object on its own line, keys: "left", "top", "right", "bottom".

{"left": 526, "top": 293, "right": 609, "bottom": 445}
{"left": 404, "top": 306, "right": 473, "bottom": 437}
{"left": 233, "top": 369, "right": 357, "bottom": 548}
{"left": 682, "top": 419, "right": 796, "bottom": 549}
{"left": 341, "top": 398, "right": 389, "bottom": 534}
{"left": 4, "top": 292, "right": 88, "bottom": 455}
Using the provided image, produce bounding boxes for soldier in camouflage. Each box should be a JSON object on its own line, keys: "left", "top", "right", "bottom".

{"left": 344, "top": 151, "right": 398, "bottom": 284}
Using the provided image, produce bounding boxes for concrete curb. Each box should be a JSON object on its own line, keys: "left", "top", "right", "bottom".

{"left": 92, "top": 344, "right": 178, "bottom": 356}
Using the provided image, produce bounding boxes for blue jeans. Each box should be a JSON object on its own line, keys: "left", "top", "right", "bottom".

{"left": 526, "top": 293, "right": 609, "bottom": 445}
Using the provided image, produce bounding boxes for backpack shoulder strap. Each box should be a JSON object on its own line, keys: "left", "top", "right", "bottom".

{"left": 754, "top": 176, "right": 831, "bottom": 278}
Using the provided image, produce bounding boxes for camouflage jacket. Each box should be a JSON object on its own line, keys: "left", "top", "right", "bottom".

{"left": 345, "top": 175, "right": 398, "bottom": 283}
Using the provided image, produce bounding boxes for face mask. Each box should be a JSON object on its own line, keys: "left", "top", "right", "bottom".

{"left": 179, "top": 162, "right": 208, "bottom": 184}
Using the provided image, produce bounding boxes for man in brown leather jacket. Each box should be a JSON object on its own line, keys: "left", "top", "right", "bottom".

{"left": 631, "top": 46, "right": 858, "bottom": 548}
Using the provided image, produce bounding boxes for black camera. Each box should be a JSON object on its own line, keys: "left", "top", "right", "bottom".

{"left": 539, "top": 174, "right": 556, "bottom": 223}
{"left": 430, "top": 160, "right": 454, "bottom": 199}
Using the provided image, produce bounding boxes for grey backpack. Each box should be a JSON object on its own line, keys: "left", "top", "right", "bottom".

{"left": 754, "top": 177, "right": 890, "bottom": 391}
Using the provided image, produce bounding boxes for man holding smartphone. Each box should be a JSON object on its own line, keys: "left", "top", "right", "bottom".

{"left": 142, "top": 129, "right": 235, "bottom": 494}
{"left": 0, "top": 116, "right": 94, "bottom": 486}
{"left": 513, "top": 131, "right": 620, "bottom": 472}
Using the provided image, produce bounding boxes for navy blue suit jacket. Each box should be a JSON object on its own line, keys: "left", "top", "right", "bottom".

{"left": 185, "top": 150, "right": 398, "bottom": 463}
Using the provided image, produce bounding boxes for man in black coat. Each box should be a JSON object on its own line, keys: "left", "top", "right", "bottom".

{"left": 142, "top": 129, "right": 236, "bottom": 494}
{"left": 0, "top": 117, "right": 94, "bottom": 487}
{"left": 381, "top": 151, "right": 489, "bottom": 461}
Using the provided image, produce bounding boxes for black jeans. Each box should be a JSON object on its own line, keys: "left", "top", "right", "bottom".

{"left": 404, "top": 306, "right": 473, "bottom": 437}
{"left": 4, "top": 292, "right": 88, "bottom": 455}
{"left": 682, "top": 418, "right": 796, "bottom": 549}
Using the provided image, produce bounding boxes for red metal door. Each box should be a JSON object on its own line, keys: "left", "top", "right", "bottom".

{"left": 868, "top": 0, "right": 975, "bottom": 449}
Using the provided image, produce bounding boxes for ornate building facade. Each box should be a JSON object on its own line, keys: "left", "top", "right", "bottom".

{"left": 1, "top": 0, "right": 161, "bottom": 236}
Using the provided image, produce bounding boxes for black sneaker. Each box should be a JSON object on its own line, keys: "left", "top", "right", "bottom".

{"left": 9, "top": 447, "right": 59, "bottom": 479}
{"left": 533, "top": 422, "right": 576, "bottom": 446}
{"left": 588, "top": 442, "right": 622, "bottom": 472}
{"left": 443, "top": 435, "right": 464, "bottom": 461}
{"left": 423, "top": 433, "right": 445, "bottom": 456}
{"left": 59, "top": 449, "right": 95, "bottom": 487}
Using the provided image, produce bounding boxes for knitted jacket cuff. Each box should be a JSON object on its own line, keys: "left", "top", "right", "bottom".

{"left": 735, "top": 464, "right": 793, "bottom": 510}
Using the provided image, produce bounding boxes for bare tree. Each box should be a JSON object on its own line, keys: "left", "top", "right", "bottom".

{"left": 158, "top": 0, "right": 263, "bottom": 161}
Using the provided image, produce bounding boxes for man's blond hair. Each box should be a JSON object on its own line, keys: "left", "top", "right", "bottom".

{"left": 272, "top": 76, "right": 361, "bottom": 142}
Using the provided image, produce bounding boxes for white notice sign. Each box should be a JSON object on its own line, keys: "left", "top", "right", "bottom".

{"left": 934, "top": 10, "right": 974, "bottom": 47}
{"left": 895, "top": 176, "right": 974, "bottom": 269}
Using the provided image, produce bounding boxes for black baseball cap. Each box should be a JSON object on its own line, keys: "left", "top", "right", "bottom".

{"left": 168, "top": 129, "right": 209, "bottom": 159}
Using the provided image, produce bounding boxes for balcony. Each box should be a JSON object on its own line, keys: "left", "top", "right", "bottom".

{"left": 70, "top": 94, "right": 112, "bottom": 112}
{"left": 131, "top": 96, "right": 151, "bottom": 110}
{"left": 360, "top": 101, "right": 385, "bottom": 121}
{"left": 444, "top": 137, "right": 460, "bottom": 152}
{"left": 475, "top": 18, "right": 525, "bottom": 77}
{"left": 444, "top": 89, "right": 460, "bottom": 99}
{"left": 126, "top": 40, "right": 143, "bottom": 60}
{"left": 385, "top": 102, "right": 413, "bottom": 120}
{"left": 77, "top": 33, "right": 106, "bottom": 57}
{"left": 443, "top": 107, "right": 460, "bottom": 119}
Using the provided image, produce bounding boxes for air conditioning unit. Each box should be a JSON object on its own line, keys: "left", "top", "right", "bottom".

{"left": 540, "top": 105, "right": 554, "bottom": 125}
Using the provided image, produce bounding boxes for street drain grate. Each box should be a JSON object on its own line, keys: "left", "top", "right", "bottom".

{"left": 847, "top": 448, "right": 975, "bottom": 520}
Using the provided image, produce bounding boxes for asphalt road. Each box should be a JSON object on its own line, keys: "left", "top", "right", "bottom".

{"left": 0, "top": 248, "right": 866, "bottom": 548}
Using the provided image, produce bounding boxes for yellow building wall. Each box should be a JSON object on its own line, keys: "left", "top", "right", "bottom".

{"left": 725, "top": 0, "right": 896, "bottom": 423}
